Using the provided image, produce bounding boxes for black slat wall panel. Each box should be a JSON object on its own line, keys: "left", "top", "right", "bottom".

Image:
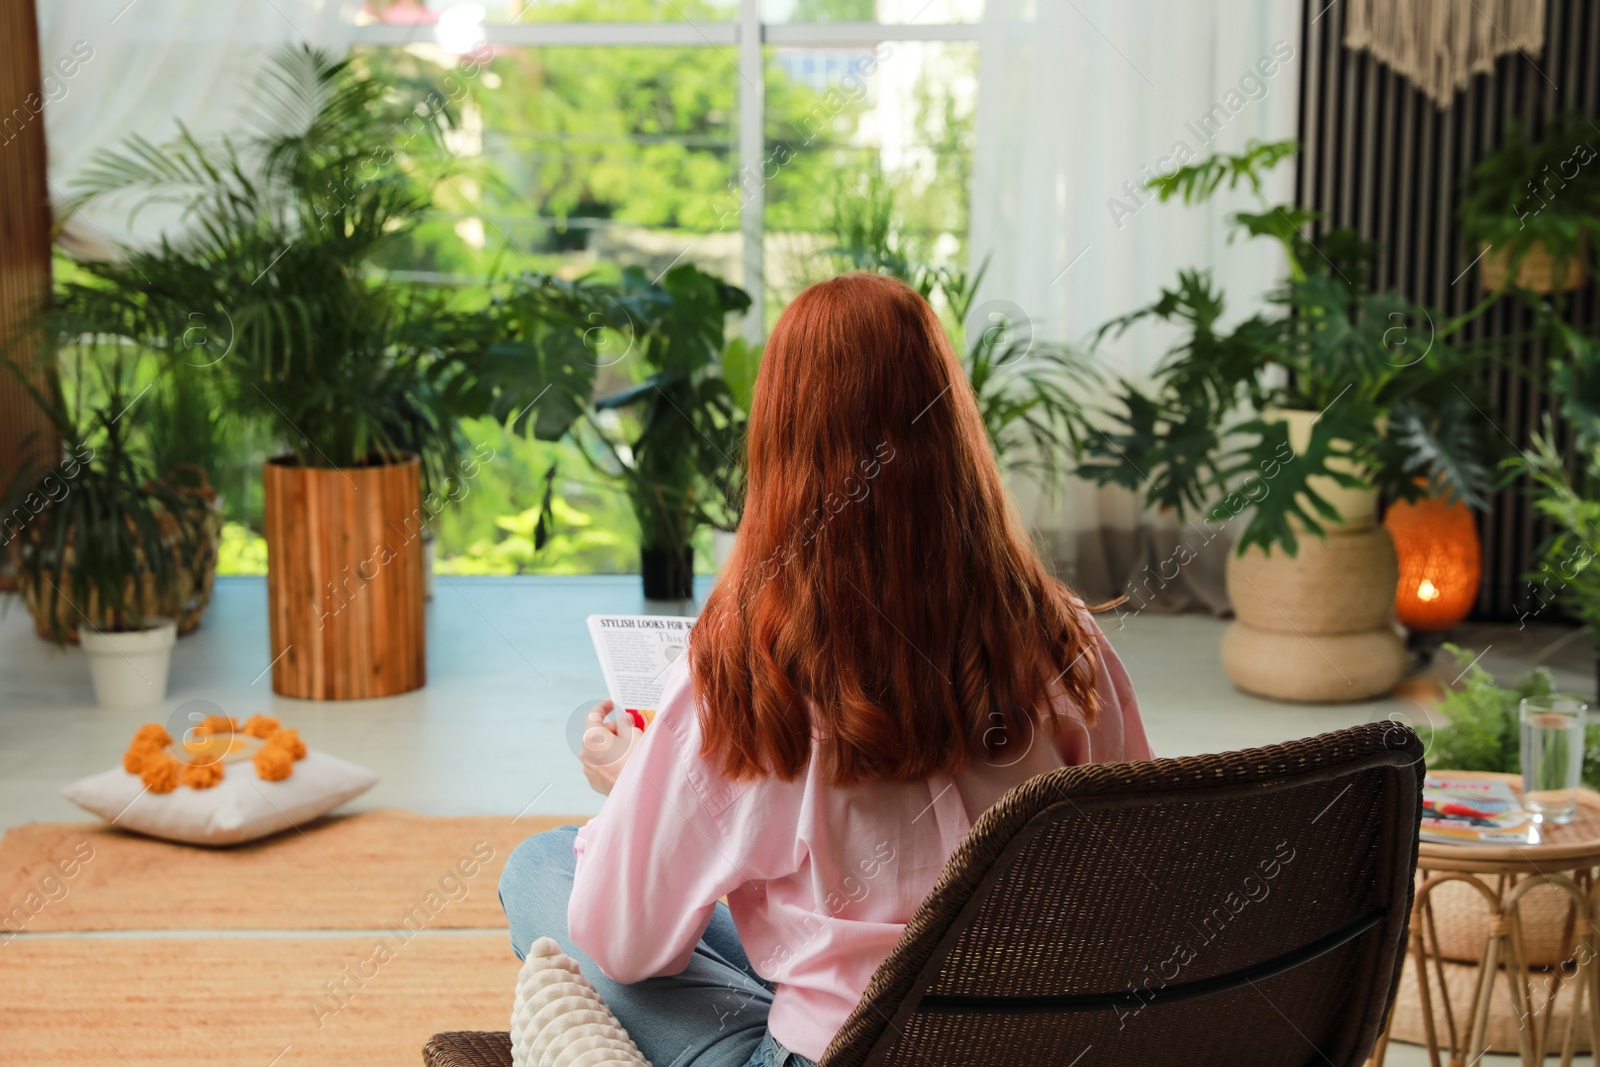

{"left": 1296, "top": 0, "right": 1600, "bottom": 620}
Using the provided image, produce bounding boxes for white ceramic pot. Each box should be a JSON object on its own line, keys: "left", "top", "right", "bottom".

{"left": 80, "top": 619, "right": 177, "bottom": 708}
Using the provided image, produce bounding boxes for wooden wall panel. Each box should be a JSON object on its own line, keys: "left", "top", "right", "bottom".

{"left": 1296, "top": 0, "right": 1600, "bottom": 620}
{"left": 0, "top": 0, "right": 56, "bottom": 550}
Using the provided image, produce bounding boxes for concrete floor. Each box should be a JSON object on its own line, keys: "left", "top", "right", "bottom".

{"left": 3, "top": 575, "right": 1592, "bottom": 834}
{"left": 2, "top": 576, "right": 1594, "bottom": 1066}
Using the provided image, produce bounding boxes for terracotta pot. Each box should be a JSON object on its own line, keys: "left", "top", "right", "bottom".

{"left": 262, "top": 454, "right": 426, "bottom": 700}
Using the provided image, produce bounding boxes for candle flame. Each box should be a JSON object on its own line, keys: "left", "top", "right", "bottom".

{"left": 1417, "top": 579, "right": 1440, "bottom": 602}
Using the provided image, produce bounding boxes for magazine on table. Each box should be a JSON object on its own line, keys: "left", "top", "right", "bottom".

{"left": 586, "top": 614, "right": 695, "bottom": 731}
{"left": 1420, "top": 774, "right": 1532, "bottom": 845}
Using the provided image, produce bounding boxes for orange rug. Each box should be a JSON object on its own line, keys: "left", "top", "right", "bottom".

{"left": 0, "top": 809, "right": 576, "bottom": 931}
{"left": 0, "top": 810, "right": 586, "bottom": 1067}
{"left": 2, "top": 934, "right": 520, "bottom": 1066}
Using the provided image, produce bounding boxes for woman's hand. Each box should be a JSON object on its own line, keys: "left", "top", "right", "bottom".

{"left": 578, "top": 700, "right": 644, "bottom": 796}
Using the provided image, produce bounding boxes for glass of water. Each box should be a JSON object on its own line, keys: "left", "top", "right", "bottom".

{"left": 1521, "top": 697, "right": 1591, "bottom": 824}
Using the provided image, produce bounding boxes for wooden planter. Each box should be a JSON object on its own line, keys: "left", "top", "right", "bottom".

{"left": 263, "top": 454, "right": 426, "bottom": 700}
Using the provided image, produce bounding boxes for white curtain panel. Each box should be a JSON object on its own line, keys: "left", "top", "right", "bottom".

{"left": 36, "top": 0, "right": 356, "bottom": 258}
{"left": 971, "top": 0, "right": 1302, "bottom": 612}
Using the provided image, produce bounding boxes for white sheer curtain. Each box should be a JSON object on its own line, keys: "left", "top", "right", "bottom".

{"left": 971, "top": 0, "right": 1303, "bottom": 613}
{"left": 36, "top": 0, "right": 356, "bottom": 258}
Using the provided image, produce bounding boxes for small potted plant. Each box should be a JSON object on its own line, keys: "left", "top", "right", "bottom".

{"left": 1459, "top": 113, "right": 1600, "bottom": 295}
{"left": 491, "top": 264, "right": 751, "bottom": 600}
{"left": 4, "top": 351, "right": 202, "bottom": 708}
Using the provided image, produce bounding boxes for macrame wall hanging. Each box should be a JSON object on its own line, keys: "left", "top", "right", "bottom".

{"left": 1343, "top": 0, "right": 1548, "bottom": 107}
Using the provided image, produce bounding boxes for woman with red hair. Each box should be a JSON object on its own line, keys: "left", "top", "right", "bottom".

{"left": 500, "top": 273, "right": 1151, "bottom": 1066}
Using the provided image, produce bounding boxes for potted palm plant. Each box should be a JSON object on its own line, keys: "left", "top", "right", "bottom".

{"left": 4, "top": 349, "right": 202, "bottom": 707}
{"left": 68, "top": 46, "right": 495, "bottom": 699}
{"left": 39, "top": 265, "right": 234, "bottom": 636}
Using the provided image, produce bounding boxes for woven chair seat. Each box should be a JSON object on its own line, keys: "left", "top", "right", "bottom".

{"left": 423, "top": 1031, "right": 512, "bottom": 1067}
{"left": 427, "top": 723, "right": 1423, "bottom": 1067}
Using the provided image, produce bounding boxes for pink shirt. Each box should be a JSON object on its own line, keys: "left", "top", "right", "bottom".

{"left": 569, "top": 628, "right": 1151, "bottom": 1061}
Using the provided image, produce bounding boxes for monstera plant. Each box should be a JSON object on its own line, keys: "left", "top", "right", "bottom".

{"left": 1075, "top": 140, "right": 1499, "bottom": 703}
{"left": 1078, "top": 139, "right": 1496, "bottom": 557}
{"left": 483, "top": 264, "right": 751, "bottom": 599}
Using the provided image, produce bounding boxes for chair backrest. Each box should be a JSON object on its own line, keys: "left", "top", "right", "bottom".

{"left": 817, "top": 723, "right": 1423, "bottom": 1067}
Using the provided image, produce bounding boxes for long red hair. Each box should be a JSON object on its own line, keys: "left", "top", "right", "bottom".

{"left": 692, "top": 273, "right": 1100, "bottom": 785}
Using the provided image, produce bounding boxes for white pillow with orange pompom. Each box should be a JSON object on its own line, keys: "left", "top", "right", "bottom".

{"left": 62, "top": 715, "right": 377, "bottom": 846}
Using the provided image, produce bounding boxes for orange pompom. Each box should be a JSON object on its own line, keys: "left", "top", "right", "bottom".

{"left": 180, "top": 760, "right": 225, "bottom": 790}
{"left": 266, "top": 727, "right": 306, "bottom": 761}
{"left": 123, "top": 740, "right": 162, "bottom": 774}
{"left": 254, "top": 744, "right": 294, "bottom": 782}
{"left": 242, "top": 714, "right": 280, "bottom": 740}
{"left": 132, "top": 723, "right": 171, "bottom": 748}
{"left": 140, "top": 751, "right": 182, "bottom": 793}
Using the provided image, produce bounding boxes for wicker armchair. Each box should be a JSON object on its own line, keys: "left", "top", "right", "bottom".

{"left": 425, "top": 722, "right": 1423, "bottom": 1067}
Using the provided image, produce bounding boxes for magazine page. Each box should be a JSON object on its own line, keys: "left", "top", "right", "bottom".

{"left": 1420, "top": 774, "right": 1531, "bottom": 845}
{"left": 586, "top": 614, "right": 695, "bottom": 726}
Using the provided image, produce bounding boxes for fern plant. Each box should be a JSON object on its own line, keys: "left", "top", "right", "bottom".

{"left": 1504, "top": 316, "right": 1600, "bottom": 671}
{"left": 1458, "top": 113, "right": 1600, "bottom": 290}
{"left": 1427, "top": 643, "right": 1600, "bottom": 788}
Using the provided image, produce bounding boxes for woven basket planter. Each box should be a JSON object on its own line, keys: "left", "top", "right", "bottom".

{"left": 1221, "top": 623, "right": 1406, "bottom": 703}
{"left": 1229, "top": 526, "right": 1398, "bottom": 634}
{"left": 1222, "top": 410, "right": 1404, "bottom": 703}
{"left": 263, "top": 454, "right": 426, "bottom": 700}
{"left": 1478, "top": 239, "right": 1588, "bottom": 295}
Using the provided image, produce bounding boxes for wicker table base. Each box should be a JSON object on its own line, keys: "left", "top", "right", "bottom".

{"left": 1373, "top": 774, "right": 1600, "bottom": 1067}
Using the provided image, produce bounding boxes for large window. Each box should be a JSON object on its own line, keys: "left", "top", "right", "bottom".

{"left": 209, "top": 0, "right": 982, "bottom": 576}
{"left": 350, "top": 0, "right": 981, "bottom": 338}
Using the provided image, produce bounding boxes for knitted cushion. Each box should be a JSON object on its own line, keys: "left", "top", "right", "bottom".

{"left": 510, "top": 937, "right": 648, "bottom": 1067}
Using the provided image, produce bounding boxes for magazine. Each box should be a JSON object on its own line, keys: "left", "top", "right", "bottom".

{"left": 586, "top": 614, "right": 695, "bottom": 730}
{"left": 1420, "top": 774, "right": 1532, "bottom": 845}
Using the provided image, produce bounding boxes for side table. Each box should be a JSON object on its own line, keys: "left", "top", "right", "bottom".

{"left": 1373, "top": 772, "right": 1600, "bottom": 1067}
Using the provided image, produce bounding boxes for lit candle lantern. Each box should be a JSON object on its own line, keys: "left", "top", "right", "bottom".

{"left": 1384, "top": 492, "right": 1482, "bottom": 632}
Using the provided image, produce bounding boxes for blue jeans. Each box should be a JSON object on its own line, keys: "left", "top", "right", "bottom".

{"left": 498, "top": 827, "right": 818, "bottom": 1067}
